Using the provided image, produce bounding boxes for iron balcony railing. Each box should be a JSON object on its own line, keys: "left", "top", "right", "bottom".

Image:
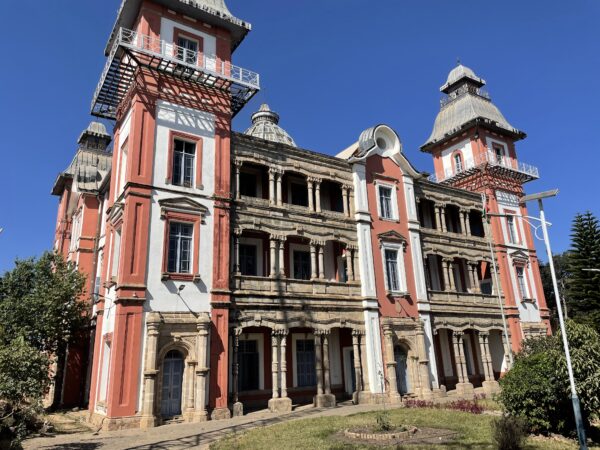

{"left": 91, "top": 27, "right": 260, "bottom": 119}
{"left": 428, "top": 148, "right": 540, "bottom": 184}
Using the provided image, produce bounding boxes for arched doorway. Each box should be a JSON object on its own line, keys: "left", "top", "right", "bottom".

{"left": 161, "top": 350, "right": 184, "bottom": 418}
{"left": 394, "top": 345, "right": 410, "bottom": 395}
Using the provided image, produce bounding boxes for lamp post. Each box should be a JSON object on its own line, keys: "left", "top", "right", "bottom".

{"left": 521, "top": 189, "right": 587, "bottom": 450}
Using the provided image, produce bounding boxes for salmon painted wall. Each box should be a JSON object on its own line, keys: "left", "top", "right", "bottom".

{"left": 365, "top": 154, "right": 419, "bottom": 319}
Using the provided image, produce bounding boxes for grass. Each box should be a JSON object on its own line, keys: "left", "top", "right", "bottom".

{"left": 211, "top": 407, "right": 580, "bottom": 450}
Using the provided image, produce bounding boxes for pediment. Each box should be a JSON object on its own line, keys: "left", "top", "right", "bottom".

{"left": 158, "top": 197, "right": 208, "bottom": 218}
{"left": 377, "top": 230, "right": 408, "bottom": 244}
{"left": 509, "top": 249, "right": 530, "bottom": 266}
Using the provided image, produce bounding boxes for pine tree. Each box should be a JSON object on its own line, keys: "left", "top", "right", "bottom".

{"left": 566, "top": 211, "right": 600, "bottom": 331}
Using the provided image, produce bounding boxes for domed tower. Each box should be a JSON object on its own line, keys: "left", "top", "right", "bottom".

{"left": 244, "top": 104, "right": 297, "bottom": 146}
{"left": 422, "top": 64, "right": 550, "bottom": 351}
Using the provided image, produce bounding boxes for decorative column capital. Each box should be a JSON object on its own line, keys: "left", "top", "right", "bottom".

{"left": 233, "top": 159, "right": 243, "bottom": 168}
{"left": 453, "top": 330, "right": 464, "bottom": 339}
{"left": 196, "top": 313, "right": 211, "bottom": 332}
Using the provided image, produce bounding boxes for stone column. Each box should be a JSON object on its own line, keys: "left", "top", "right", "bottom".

{"left": 445, "top": 258, "right": 456, "bottom": 292}
{"left": 477, "top": 332, "right": 493, "bottom": 382}
{"left": 271, "top": 331, "right": 280, "bottom": 399}
{"left": 314, "top": 333, "right": 323, "bottom": 395}
{"left": 351, "top": 331, "right": 363, "bottom": 395}
{"left": 184, "top": 360, "right": 197, "bottom": 420}
{"left": 349, "top": 189, "right": 355, "bottom": 216}
{"left": 464, "top": 210, "right": 472, "bottom": 235}
{"left": 278, "top": 237, "right": 286, "bottom": 277}
{"left": 441, "top": 258, "right": 450, "bottom": 292}
{"left": 318, "top": 244, "right": 325, "bottom": 279}
{"left": 193, "top": 314, "right": 210, "bottom": 422}
{"left": 233, "top": 232, "right": 241, "bottom": 274}
{"left": 469, "top": 262, "right": 480, "bottom": 293}
{"left": 269, "top": 238, "right": 277, "bottom": 278}
{"left": 415, "top": 323, "right": 433, "bottom": 399}
{"left": 276, "top": 171, "right": 283, "bottom": 207}
{"left": 342, "top": 186, "right": 349, "bottom": 217}
{"left": 268, "top": 168, "right": 276, "bottom": 205}
{"left": 280, "top": 332, "right": 288, "bottom": 398}
{"left": 439, "top": 204, "right": 448, "bottom": 233}
{"left": 310, "top": 242, "right": 318, "bottom": 280}
{"left": 459, "top": 209, "right": 467, "bottom": 235}
{"left": 353, "top": 249, "right": 360, "bottom": 281}
{"left": 234, "top": 161, "right": 242, "bottom": 200}
{"left": 314, "top": 179, "right": 322, "bottom": 213}
{"left": 345, "top": 246, "right": 354, "bottom": 281}
{"left": 140, "top": 313, "right": 161, "bottom": 428}
{"left": 452, "top": 331, "right": 466, "bottom": 384}
{"left": 383, "top": 328, "right": 400, "bottom": 400}
{"left": 433, "top": 204, "right": 441, "bottom": 231}
{"left": 466, "top": 262, "right": 476, "bottom": 293}
{"left": 307, "top": 178, "right": 315, "bottom": 212}
{"left": 323, "top": 332, "right": 332, "bottom": 395}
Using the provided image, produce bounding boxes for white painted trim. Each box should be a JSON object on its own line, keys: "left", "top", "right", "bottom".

{"left": 380, "top": 242, "right": 407, "bottom": 294}
{"left": 364, "top": 310, "right": 384, "bottom": 393}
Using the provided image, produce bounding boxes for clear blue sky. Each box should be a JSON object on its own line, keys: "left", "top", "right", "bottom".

{"left": 1, "top": 0, "right": 599, "bottom": 273}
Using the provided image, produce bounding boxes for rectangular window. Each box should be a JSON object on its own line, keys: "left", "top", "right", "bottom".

{"left": 239, "top": 244, "right": 257, "bottom": 276}
{"left": 296, "top": 339, "right": 316, "bottom": 387}
{"left": 493, "top": 145, "right": 505, "bottom": 165}
{"left": 176, "top": 36, "right": 198, "bottom": 65}
{"left": 384, "top": 249, "right": 400, "bottom": 292}
{"left": 516, "top": 267, "right": 529, "bottom": 299}
{"left": 167, "top": 222, "right": 193, "bottom": 273}
{"left": 239, "top": 172, "right": 258, "bottom": 197}
{"left": 293, "top": 250, "right": 311, "bottom": 280}
{"left": 506, "top": 215, "right": 518, "bottom": 244}
{"left": 291, "top": 182, "right": 308, "bottom": 207}
{"left": 378, "top": 186, "right": 393, "bottom": 219}
{"left": 172, "top": 139, "right": 195, "bottom": 187}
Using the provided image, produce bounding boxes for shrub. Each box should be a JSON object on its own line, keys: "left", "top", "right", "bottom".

{"left": 447, "top": 399, "right": 484, "bottom": 414}
{"left": 499, "top": 320, "right": 600, "bottom": 435}
{"left": 375, "top": 410, "right": 393, "bottom": 432}
{"left": 403, "top": 399, "right": 434, "bottom": 409}
{"left": 491, "top": 415, "right": 527, "bottom": 450}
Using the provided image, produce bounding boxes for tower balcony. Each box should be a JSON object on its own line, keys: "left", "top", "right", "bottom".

{"left": 428, "top": 148, "right": 539, "bottom": 184}
{"left": 91, "top": 28, "right": 260, "bottom": 119}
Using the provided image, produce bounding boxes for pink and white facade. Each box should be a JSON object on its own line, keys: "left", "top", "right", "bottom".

{"left": 51, "top": 0, "right": 550, "bottom": 430}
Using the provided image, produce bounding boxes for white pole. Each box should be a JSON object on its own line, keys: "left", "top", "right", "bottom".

{"left": 538, "top": 199, "right": 587, "bottom": 449}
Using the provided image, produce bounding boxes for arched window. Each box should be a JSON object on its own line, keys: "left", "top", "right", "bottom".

{"left": 454, "top": 153, "right": 463, "bottom": 173}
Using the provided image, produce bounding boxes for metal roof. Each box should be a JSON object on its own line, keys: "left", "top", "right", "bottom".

{"left": 244, "top": 104, "right": 296, "bottom": 147}
{"left": 423, "top": 64, "right": 525, "bottom": 150}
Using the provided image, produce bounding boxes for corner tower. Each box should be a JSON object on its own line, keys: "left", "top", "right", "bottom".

{"left": 422, "top": 64, "right": 550, "bottom": 352}
{"left": 87, "top": 0, "right": 259, "bottom": 428}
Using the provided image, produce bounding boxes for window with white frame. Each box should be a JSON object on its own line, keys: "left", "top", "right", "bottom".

{"left": 377, "top": 184, "right": 396, "bottom": 220}
{"left": 176, "top": 36, "right": 199, "bottom": 65}
{"left": 493, "top": 145, "right": 505, "bottom": 165}
{"left": 382, "top": 245, "right": 406, "bottom": 293}
{"left": 506, "top": 215, "right": 519, "bottom": 244}
{"left": 516, "top": 266, "right": 529, "bottom": 300}
{"left": 167, "top": 222, "right": 193, "bottom": 273}
{"left": 172, "top": 139, "right": 196, "bottom": 187}
{"left": 454, "top": 153, "right": 463, "bottom": 172}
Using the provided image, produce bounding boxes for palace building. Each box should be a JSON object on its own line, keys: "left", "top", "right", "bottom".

{"left": 51, "top": 0, "right": 550, "bottom": 429}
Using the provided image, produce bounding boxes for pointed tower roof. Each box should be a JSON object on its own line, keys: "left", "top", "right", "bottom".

{"left": 244, "top": 104, "right": 297, "bottom": 147}
{"left": 422, "top": 64, "right": 525, "bottom": 151}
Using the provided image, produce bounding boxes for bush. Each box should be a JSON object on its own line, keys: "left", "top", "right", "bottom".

{"left": 491, "top": 415, "right": 527, "bottom": 450}
{"left": 375, "top": 410, "right": 393, "bottom": 432}
{"left": 446, "top": 399, "right": 484, "bottom": 414}
{"left": 499, "top": 320, "right": 600, "bottom": 435}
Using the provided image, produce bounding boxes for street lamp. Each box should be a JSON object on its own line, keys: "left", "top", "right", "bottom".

{"left": 521, "top": 189, "right": 587, "bottom": 450}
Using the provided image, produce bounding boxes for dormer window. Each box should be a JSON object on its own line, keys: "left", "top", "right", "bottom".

{"left": 177, "top": 36, "right": 199, "bottom": 66}
{"left": 493, "top": 145, "right": 505, "bottom": 165}
{"left": 454, "top": 153, "right": 463, "bottom": 172}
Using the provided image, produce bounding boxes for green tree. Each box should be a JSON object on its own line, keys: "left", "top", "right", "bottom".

{"left": 499, "top": 320, "right": 600, "bottom": 436}
{"left": 0, "top": 252, "right": 86, "bottom": 448}
{"left": 566, "top": 211, "right": 600, "bottom": 331}
{"left": 540, "top": 252, "right": 571, "bottom": 327}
